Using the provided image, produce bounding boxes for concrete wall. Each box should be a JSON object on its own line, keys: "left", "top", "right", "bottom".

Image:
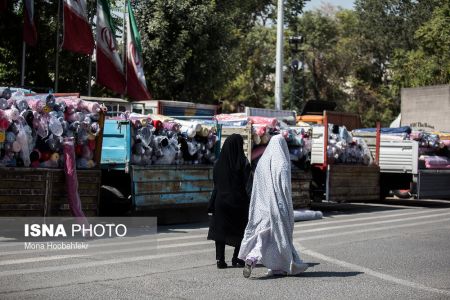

{"left": 401, "top": 85, "right": 450, "bottom": 131}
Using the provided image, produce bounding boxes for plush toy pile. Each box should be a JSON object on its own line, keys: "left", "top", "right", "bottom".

{"left": 0, "top": 89, "right": 101, "bottom": 169}
{"left": 127, "top": 113, "right": 218, "bottom": 165}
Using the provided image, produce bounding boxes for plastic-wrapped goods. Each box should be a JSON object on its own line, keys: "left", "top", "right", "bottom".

{"left": 293, "top": 209, "right": 323, "bottom": 221}
{"left": 0, "top": 93, "right": 101, "bottom": 169}
{"left": 419, "top": 155, "right": 450, "bottom": 169}
{"left": 327, "top": 124, "right": 373, "bottom": 165}
{"left": 0, "top": 98, "right": 8, "bottom": 110}
{"left": 63, "top": 137, "right": 87, "bottom": 221}
{"left": 248, "top": 116, "right": 278, "bottom": 128}
{"left": 252, "top": 124, "right": 267, "bottom": 137}
{"left": 214, "top": 113, "right": 248, "bottom": 126}
{"left": 127, "top": 115, "right": 218, "bottom": 165}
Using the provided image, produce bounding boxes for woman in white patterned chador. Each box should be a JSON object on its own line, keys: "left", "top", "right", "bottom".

{"left": 238, "top": 134, "right": 309, "bottom": 277}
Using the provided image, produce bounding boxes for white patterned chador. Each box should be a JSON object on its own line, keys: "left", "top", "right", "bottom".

{"left": 238, "top": 134, "right": 307, "bottom": 275}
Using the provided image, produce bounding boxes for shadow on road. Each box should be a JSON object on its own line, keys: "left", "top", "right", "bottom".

{"left": 309, "top": 199, "right": 450, "bottom": 220}
{"left": 255, "top": 271, "right": 363, "bottom": 280}
{"left": 157, "top": 199, "right": 450, "bottom": 231}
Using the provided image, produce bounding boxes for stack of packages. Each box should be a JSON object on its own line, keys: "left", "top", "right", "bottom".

{"left": 327, "top": 124, "right": 373, "bottom": 165}
{"left": 0, "top": 88, "right": 101, "bottom": 169}
{"left": 128, "top": 113, "right": 218, "bottom": 165}
{"left": 214, "top": 113, "right": 312, "bottom": 164}
{"left": 353, "top": 126, "right": 450, "bottom": 169}
{"left": 411, "top": 130, "right": 450, "bottom": 169}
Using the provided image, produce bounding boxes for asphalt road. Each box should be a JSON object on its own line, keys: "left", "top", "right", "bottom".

{"left": 1, "top": 200, "right": 450, "bottom": 300}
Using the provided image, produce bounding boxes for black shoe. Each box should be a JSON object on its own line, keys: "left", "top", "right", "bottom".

{"left": 217, "top": 260, "right": 228, "bottom": 269}
{"left": 243, "top": 259, "right": 254, "bottom": 278}
{"left": 232, "top": 257, "right": 245, "bottom": 267}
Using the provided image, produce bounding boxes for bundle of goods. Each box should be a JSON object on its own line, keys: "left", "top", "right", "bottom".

{"left": 0, "top": 89, "right": 101, "bottom": 169}
{"left": 327, "top": 124, "right": 373, "bottom": 165}
{"left": 419, "top": 155, "right": 450, "bottom": 169}
{"left": 128, "top": 113, "right": 218, "bottom": 165}
{"left": 354, "top": 126, "right": 450, "bottom": 169}
{"left": 250, "top": 117, "right": 278, "bottom": 147}
{"left": 410, "top": 131, "right": 449, "bottom": 153}
{"left": 215, "top": 113, "right": 312, "bottom": 164}
{"left": 411, "top": 131, "right": 450, "bottom": 169}
{"left": 352, "top": 126, "right": 412, "bottom": 141}
{"left": 214, "top": 113, "right": 248, "bottom": 126}
{"left": 293, "top": 209, "right": 323, "bottom": 222}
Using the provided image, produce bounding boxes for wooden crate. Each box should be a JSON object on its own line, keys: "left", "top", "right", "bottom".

{"left": 132, "top": 165, "right": 214, "bottom": 210}
{"left": 219, "top": 124, "right": 252, "bottom": 162}
{"left": 326, "top": 164, "right": 380, "bottom": 202}
{"left": 291, "top": 168, "right": 312, "bottom": 208}
{"left": 0, "top": 168, "right": 101, "bottom": 216}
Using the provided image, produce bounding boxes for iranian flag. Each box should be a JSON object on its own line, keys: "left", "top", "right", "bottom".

{"left": 96, "top": 0, "right": 125, "bottom": 94}
{"left": 23, "top": 0, "right": 37, "bottom": 46}
{"left": 126, "top": 1, "right": 151, "bottom": 100}
{"left": 62, "top": 0, "right": 94, "bottom": 55}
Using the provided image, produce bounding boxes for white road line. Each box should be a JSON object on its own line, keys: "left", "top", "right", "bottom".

{"left": 0, "top": 216, "right": 449, "bottom": 275}
{"left": 295, "top": 217, "right": 450, "bottom": 241}
{"left": 293, "top": 211, "right": 450, "bottom": 233}
{"left": 153, "top": 209, "right": 448, "bottom": 243}
{"left": 0, "top": 248, "right": 214, "bottom": 277}
{"left": 0, "top": 255, "right": 87, "bottom": 266}
{"left": 1, "top": 209, "right": 448, "bottom": 257}
{"left": 294, "top": 208, "right": 445, "bottom": 228}
{"left": 296, "top": 244, "right": 450, "bottom": 297}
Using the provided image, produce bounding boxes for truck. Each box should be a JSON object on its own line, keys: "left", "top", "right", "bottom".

{"left": 222, "top": 102, "right": 380, "bottom": 204}
{"left": 81, "top": 96, "right": 218, "bottom": 118}
{"left": 354, "top": 84, "right": 450, "bottom": 200}
{"left": 85, "top": 97, "right": 219, "bottom": 223}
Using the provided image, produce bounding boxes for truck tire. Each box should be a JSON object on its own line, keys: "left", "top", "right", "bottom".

{"left": 393, "top": 189, "right": 412, "bottom": 199}
{"left": 99, "top": 185, "right": 131, "bottom": 216}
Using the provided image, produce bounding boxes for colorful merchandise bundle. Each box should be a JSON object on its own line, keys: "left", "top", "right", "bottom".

{"left": 0, "top": 89, "right": 101, "bottom": 169}
{"left": 127, "top": 113, "right": 218, "bottom": 165}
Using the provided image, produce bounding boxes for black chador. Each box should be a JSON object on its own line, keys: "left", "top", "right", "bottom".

{"left": 207, "top": 134, "right": 251, "bottom": 268}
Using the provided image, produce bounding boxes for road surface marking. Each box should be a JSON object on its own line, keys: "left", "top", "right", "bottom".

{"left": 0, "top": 217, "right": 449, "bottom": 276}
{"left": 295, "top": 217, "right": 450, "bottom": 241}
{"left": 297, "top": 243, "right": 450, "bottom": 297}
{"left": 0, "top": 248, "right": 214, "bottom": 277}
{"left": 294, "top": 211, "right": 450, "bottom": 233}
{"left": 1, "top": 209, "right": 448, "bottom": 257}
{"left": 0, "top": 255, "right": 87, "bottom": 266}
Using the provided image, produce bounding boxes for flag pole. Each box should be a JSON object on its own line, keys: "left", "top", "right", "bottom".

{"left": 121, "top": 0, "right": 127, "bottom": 98}
{"left": 21, "top": 42, "right": 26, "bottom": 87}
{"left": 274, "top": 0, "right": 285, "bottom": 110}
{"left": 87, "top": 0, "right": 93, "bottom": 96}
{"left": 55, "top": 0, "right": 61, "bottom": 92}
{"left": 88, "top": 55, "right": 92, "bottom": 96}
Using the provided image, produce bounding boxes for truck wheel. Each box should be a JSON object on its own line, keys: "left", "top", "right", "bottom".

{"left": 99, "top": 185, "right": 131, "bottom": 216}
{"left": 393, "top": 189, "right": 412, "bottom": 199}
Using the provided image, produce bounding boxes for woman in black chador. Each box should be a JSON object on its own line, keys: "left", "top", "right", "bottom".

{"left": 208, "top": 134, "right": 251, "bottom": 269}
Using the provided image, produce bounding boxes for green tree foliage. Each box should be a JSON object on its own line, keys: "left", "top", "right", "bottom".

{"left": 391, "top": 3, "right": 450, "bottom": 88}
{"left": 289, "top": 0, "right": 444, "bottom": 127}
{"left": 134, "top": 0, "right": 237, "bottom": 103}
{"left": 0, "top": 0, "right": 124, "bottom": 95}
{"left": 354, "top": 0, "right": 441, "bottom": 85}
{"left": 218, "top": 25, "right": 277, "bottom": 111}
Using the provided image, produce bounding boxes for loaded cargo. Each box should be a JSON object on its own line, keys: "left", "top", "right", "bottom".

{"left": 0, "top": 89, "right": 104, "bottom": 216}
{"left": 95, "top": 99, "right": 220, "bottom": 222}
{"left": 353, "top": 85, "right": 450, "bottom": 200}
{"left": 218, "top": 103, "right": 380, "bottom": 204}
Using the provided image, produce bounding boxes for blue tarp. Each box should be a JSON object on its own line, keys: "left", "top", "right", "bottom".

{"left": 353, "top": 126, "right": 412, "bottom": 134}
